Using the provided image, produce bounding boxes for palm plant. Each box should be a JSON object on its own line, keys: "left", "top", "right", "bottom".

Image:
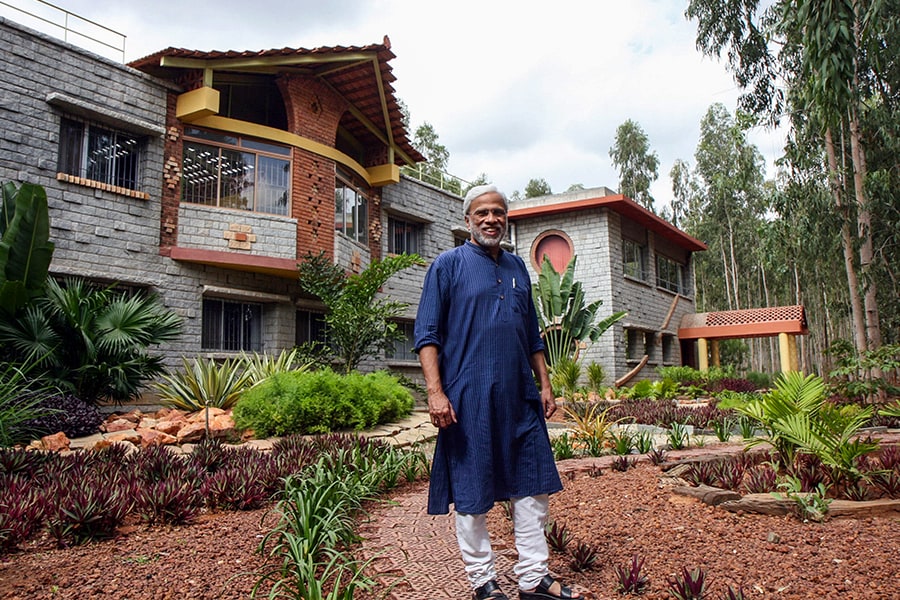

{"left": 532, "top": 255, "right": 626, "bottom": 368}
{"left": 737, "top": 372, "right": 827, "bottom": 465}
{"left": 0, "top": 277, "right": 182, "bottom": 404}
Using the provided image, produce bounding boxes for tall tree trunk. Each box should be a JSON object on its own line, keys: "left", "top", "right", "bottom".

{"left": 719, "top": 235, "right": 734, "bottom": 310}
{"left": 847, "top": 109, "right": 881, "bottom": 350}
{"left": 824, "top": 127, "right": 868, "bottom": 353}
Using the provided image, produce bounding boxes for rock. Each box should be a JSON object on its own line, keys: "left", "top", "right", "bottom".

{"left": 176, "top": 421, "right": 207, "bottom": 443}
{"left": 40, "top": 431, "right": 71, "bottom": 452}
{"left": 103, "top": 418, "right": 136, "bottom": 433}
{"left": 154, "top": 419, "right": 184, "bottom": 435}
{"left": 137, "top": 428, "right": 178, "bottom": 447}
{"left": 106, "top": 431, "right": 142, "bottom": 446}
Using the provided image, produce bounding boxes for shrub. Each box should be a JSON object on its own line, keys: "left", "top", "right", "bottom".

{"left": 19, "top": 392, "right": 102, "bottom": 438}
{"left": 233, "top": 368, "right": 414, "bottom": 437}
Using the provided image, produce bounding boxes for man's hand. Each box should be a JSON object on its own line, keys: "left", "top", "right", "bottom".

{"left": 428, "top": 390, "right": 457, "bottom": 429}
{"left": 541, "top": 387, "right": 557, "bottom": 419}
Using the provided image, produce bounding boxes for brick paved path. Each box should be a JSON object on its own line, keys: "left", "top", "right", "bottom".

{"left": 357, "top": 482, "right": 519, "bottom": 600}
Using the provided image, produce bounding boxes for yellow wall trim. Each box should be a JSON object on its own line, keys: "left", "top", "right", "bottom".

{"left": 187, "top": 114, "right": 395, "bottom": 187}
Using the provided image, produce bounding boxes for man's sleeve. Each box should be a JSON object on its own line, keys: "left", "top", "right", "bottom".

{"left": 413, "top": 257, "right": 447, "bottom": 353}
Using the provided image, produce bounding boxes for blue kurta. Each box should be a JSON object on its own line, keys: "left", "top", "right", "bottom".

{"left": 414, "top": 241, "right": 563, "bottom": 515}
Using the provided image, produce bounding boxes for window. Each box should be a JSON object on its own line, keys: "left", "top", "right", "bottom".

{"left": 623, "top": 239, "right": 647, "bottom": 281}
{"left": 296, "top": 309, "right": 328, "bottom": 345}
{"left": 625, "top": 328, "right": 654, "bottom": 362}
{"left": 58, "top": 117, "right": 142, "bottom": 190}
{"left": 656, "top": 255, "right": 684, "bottom": 294}
{"left": 202, "top": 298, "right": 262, "bottom": 351}
{"left": 388, "top": 217, "right": 422, "bottom": 254}
{"left": 335, "top": 168, "right": 368, "bottom": 244}
{"left": 530, "top": 231, "right": 574, "bottom": 272}
{"left": 182, "top": 128, "right": 291, "bottom": 215}
{"left": 387, "top": 321, "right": 417, "bottom": 361}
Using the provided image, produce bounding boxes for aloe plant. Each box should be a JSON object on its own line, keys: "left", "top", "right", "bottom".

{"left": 532, "top": 254, "right": 626, "bottom": 367}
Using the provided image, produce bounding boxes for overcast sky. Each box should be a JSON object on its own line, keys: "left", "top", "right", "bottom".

{"left": 5, "top": 0, "right": 787, "bottom": 211}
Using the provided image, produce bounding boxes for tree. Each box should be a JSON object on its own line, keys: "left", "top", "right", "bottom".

{"left": 401, "top": 122, "right": 462, "bottom": 194}
{"left": 685, "top": 0, "right": 892, "bottom": 352}
{"left": 690, "top": 103, "right": 767, "bottom": 312}
{"left": 297, "top": 252, "right": 424, "bottom": 373}
{"left": 524, "top": 178, "right": 552, "bottom": 198}
{"left": 609, "top": 119, "right": 660, "bottom": 210}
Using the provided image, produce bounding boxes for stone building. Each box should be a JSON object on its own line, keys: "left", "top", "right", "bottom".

{"left": 0, "top": 16, "right": 460, "bottom": 389}
{"left": 509, "top": 187, "right": 706, "bottom": 385}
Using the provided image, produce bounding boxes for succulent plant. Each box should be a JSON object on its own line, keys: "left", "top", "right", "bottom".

{"left": 667, "top": 566, "right": 707, "bottom": 600}
{"left": 568, "top": 540, "right": 599, "bottom": 572}
{"left": 615, "top": 554, "right": 649, "bottom": 595}
{"left": 544, "top": 519, "right": 572, "bottom": 553}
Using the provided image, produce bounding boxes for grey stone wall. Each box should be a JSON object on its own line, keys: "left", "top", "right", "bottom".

{"left": 178, "top": 205, "right": 298, "bottom": 259}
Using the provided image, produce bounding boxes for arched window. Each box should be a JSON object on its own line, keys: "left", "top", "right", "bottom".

{"left": 530, "top": 230, "right": 574, "bottom": 273}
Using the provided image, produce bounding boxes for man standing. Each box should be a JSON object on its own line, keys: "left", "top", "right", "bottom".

{"left": 414, "top": 185, "right": 583, "bottom": 600}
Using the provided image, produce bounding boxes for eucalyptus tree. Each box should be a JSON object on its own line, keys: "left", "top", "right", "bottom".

{"left": 685, "top": 0, "right": 895, "bottom": 353}
{"left": 690, "top": 103, "right": 767, "bottom": 312}
{"left": 609, "top": 119, "right": 660, "bottom": 211}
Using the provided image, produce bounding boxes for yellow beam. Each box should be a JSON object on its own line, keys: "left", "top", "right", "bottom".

{"left": 175, "top": 87, "right": 220, "bottom": 122}
{"left": 711, "top": 340, "right": 720, "bottom": 367}
{"left": 698, "top": 338, "right": 709, "bottom": 371}
{"left": 189, "top": 115, "right": 395, "bottom": 187}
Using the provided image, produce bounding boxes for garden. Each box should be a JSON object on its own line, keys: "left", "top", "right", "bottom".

{"left": 2, "top": 181, "right": 900, "bottom": 598}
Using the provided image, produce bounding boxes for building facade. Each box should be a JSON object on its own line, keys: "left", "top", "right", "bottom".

{"left": 509, "top": 187, "right": 706, "bottom": 385}
{"left": 0, "top": 17, "right": 461, "bottom": 393}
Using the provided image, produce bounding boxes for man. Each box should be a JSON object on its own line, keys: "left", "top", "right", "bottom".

{"left": 414, "top": 185, "right": 583, "bottom": 600}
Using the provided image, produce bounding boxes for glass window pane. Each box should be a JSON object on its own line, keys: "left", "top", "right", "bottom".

{"left": 255, "top": 155, "right": 290, "bottom": 215}
{"left": 334, "top": 184, "right": 346, "bottom": 234}
{"left": 201, "top": 298, "right": 223, "bottom": 350}
{"left": 58, "top": 119, "right": 84, "bottom": 176}
{"left": 85, "top": 126, "right": 114, "bottom": 183}
{"left": 218, "top": 148, "right": 255, "bottom": 211}
{"left": 355, "top": 194, "right": 367, "bottom": 243}
{"left": 182, "top": 142, "right": 220, "bottom": 205}
{"left": 113, "top": 134, "right": 141, "bottom": 189}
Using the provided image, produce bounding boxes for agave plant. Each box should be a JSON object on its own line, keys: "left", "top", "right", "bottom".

{"left": 155, "top": 356, "right": 252, "bottom": 412}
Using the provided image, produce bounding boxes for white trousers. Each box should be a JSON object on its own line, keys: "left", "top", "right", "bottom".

{"left": 455, "top": 494, "right": 550, "bottom": 592}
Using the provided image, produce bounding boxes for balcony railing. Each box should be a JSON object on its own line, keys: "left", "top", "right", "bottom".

{"left": 0, "top": 0, "right": 125, "bottom": 62}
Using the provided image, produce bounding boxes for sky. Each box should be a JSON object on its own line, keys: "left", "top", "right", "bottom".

{"left": 4, "top": 0, "right": 787, "bottom": 212}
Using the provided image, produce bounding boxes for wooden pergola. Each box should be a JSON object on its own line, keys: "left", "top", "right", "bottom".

{"left": 677, "top": 305, "right": 809, "bottom": 373}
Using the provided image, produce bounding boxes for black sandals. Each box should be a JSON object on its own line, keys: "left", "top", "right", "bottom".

{"left": 518, "top": 575, "right": 581, "bottom": 600}
{"left": 473, "top": 579, "right": 509, "bottom": 600}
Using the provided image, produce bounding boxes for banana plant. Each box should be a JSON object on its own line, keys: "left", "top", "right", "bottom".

{"left": 0, "top": 182, "right": 54, "bottom": 316}
{"left": 532, "top": 254, "right": 626, "bottom": 368}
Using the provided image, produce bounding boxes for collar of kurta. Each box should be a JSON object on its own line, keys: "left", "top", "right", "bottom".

{"left": 464, "top": 240, "right": 504, "bottom": 262}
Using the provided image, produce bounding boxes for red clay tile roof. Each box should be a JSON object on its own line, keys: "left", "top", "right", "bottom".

{"left": 128, "top": 37, "right": 423, "bottom": 165}
{"left": 678, "top": 305, "right": 808, "bottom": 340}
